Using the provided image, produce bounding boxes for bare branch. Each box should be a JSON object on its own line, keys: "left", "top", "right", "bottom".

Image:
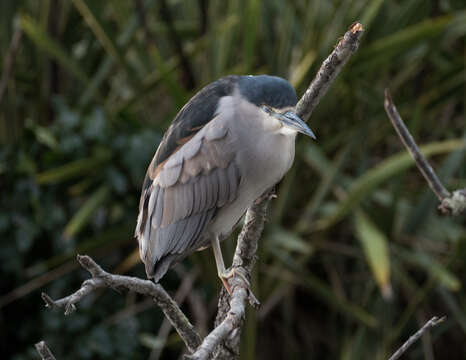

{"left": 384, "top": 89, "right": 466, "bottom": 215}
{"left": 149, "top": 268, "right": 199, "bottom": 360}
{"left": 296, "top": 22, "right": 364, "bottom": 123}
{"left": 41, "top": 254, "right": 201, "bottom": 353}
{"left": 186, "top": 192, "right": 272, "bottom": 360}
{"left": 189, "top": 21, "right": 365, "bottom": 360}
{"left": 388, "top": 316, "right": 446, "bottom": 360}
{"left": 384, "top": 89, "right": 451, "bottom": 201}
{"left": 35, "top": 341, "right": 57, "bottom": 360}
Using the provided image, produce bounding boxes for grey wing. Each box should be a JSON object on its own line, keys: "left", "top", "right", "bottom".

{"left": 135, "top": 120, "right": 241, "bottom": 280}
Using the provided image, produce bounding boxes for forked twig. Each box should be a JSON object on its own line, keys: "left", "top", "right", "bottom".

{"left": 41, "top": 254, "right": 201, "bottom": 353}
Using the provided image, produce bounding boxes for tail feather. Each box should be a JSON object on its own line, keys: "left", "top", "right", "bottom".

{"left": 149, "top": 254, "right": 178, "bottom": 282}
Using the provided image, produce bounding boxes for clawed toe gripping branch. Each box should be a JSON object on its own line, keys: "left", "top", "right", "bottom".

{"left": 37, "top": 22, "right": 364, "bottom": 360}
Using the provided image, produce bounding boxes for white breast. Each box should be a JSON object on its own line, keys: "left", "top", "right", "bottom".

{"left": 205, "top": 94, "right": 297, "bottom": 239}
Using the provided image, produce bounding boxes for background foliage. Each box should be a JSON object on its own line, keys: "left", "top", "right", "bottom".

{"left": 1, "top": 0, "right": 465, "bottom": 359}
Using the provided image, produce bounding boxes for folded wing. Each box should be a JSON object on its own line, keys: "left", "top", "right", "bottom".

{"left": 135, "top": 118, "right": 241, "bottom": 280}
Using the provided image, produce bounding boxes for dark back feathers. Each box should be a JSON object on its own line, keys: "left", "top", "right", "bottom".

{"left": 154, "top": 76, "right": 239, "bottom": 167}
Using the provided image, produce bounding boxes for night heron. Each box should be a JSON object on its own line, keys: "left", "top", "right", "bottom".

{"left": 135, "top": 75, "right": 316, "bottom": 293}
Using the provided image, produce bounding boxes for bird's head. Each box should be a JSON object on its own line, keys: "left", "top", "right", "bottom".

{"left": 238, "top": 75, "right": 316, "bottom": 139}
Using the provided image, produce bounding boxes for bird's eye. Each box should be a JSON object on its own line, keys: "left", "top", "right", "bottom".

{"left": 261, "top": 105, "right": 272, "bottom": 115}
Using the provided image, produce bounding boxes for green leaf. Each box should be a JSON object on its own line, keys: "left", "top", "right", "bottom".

{"left": 359, "top": 0, "right": 386, "bottom": 31}
{"left": 398, "top": 249, "right": 461, "bottom": 291}
{"left": 36, "top": 152, "right": 111, "bottom": 184}
{"left": 33, "top": 126, "right": 58, "bottom": 149}
{"left": 63, "top": 186, "right": 110, "bottom": 239}
{"left": 243, "top": 0, "right": 260, "bottom": 71}
{"left": 357, "top": 14, "right": 454, "bottom": 62}
{"left": 19, "top": 14, "right": 89, "bottom": 84}
{"left": 267, "top": 227, "right": 314, "bottom": 255}
{"left": 295, "top": 141, "right": 353, "bottom": 233}
{"left": 354, "top": 211, "right": 392, "bottom": 299}
{"left": 271, "top": 248, "right": 378, "bottom": 328}
{"left": 72, "top": 0, "right": 127, "bottom": 72}
{"left": 78, "top": 15, "right": 139, "bottom": 107}
{"left": 315, "top": 139, "right": 466, "bottom": 230}
{"left": 289, "top": 50, "right": 316, "bottom": 88}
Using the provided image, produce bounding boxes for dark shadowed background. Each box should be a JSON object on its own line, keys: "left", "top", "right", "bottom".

{"left": 1, "top": 0, "right": 465, "bottom": 359}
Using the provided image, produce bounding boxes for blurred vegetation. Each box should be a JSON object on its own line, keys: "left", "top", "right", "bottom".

{"left": 1, "top": 0, "right": 465, "bottom": 359}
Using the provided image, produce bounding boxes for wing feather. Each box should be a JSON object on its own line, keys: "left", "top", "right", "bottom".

{"left": 205, "top": 175, "right": 215, "bottom": 209}
{"left": 227, "top": 162, "right": 239, "bottom": 202}
{"left": 151, "top": 187, "right": 164, "bottom": 229}
{"left": 148, "top": 186, "right": 159, "bottom": 220}
{"left": 136, "top": 117, "right": 240, "bottom": 279}
{"left": 217, "top": 167, "right": 229, "bottom": 207}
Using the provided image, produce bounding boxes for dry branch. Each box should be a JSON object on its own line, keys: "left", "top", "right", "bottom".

{"left": 41, "top": 254, "right": 201, "bottom": 353}
{"left": 149, "top": 268, "right": 199, "bottom": 360}
{"left": 384, "top": 89, "right": 466, "bottom": 215}
{"left": 35, "top": 341, "right": 57, "bottom": 360}
{"left": 388, "top": 316, "right": 446, "bottom": 360}
{"left": 384, "top": 89, "right": 450, "bottom": 200}
{"left": 187, "top": 191, "right": 272, "bottom": 360}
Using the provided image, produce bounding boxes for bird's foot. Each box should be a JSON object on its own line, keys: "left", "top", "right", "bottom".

{"left": 219, "top": 267, "right": 260, "bottom": 308}
{"left": 219, "top": 267, "right": 249, "bottom": 294}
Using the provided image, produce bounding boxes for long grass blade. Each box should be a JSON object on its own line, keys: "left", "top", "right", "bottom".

{"left": 63, "top": 186, "right": 111, "bottom": 239}
{"left": 354, "top": 211, "right": 392, "bottom": 299}
{"left": 19, "top": 14, "right": 89, "bottom": 84}
{"left": 315, "top": 139, "right": 466, "bottom": 230}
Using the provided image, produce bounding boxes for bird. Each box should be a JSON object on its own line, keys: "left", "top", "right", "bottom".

{"left": 134, "top": 75, "right": 315, "bottom": 293}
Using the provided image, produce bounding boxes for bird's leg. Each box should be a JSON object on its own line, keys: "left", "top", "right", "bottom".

{"left": 211, "top": 236, "right": 232, "bottom": 294}
{"left": 211, "top": 236, "right": 250, "bottom": 295}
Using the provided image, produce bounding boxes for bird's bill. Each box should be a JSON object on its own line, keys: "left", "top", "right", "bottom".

{"left": 278, "top": 111, "right": 316, "bottom": 139}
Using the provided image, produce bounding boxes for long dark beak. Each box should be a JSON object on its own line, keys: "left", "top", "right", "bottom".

{"left": 277, "top": 111, "right": 316, "bottom": 139}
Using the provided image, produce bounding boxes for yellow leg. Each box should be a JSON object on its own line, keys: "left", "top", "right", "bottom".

{"left": 211, "top": 237, "right": 250, "bottom": 295}
{"left": 211, "top": 236, "right": 232, "bottom": 294}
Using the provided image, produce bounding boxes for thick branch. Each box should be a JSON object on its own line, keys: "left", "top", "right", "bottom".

{"left": 388, "top": 316, "right": 445, "bottom": 360}
{"left": 41, "top": 254, "right": 201, "bottom": 353}
{"left": 35, "top": 341, "right": 57, "bottom": 360}
{"left": 189, "top": 21, "right": 365, "bottom": 360}
{"left": 187, "top": 192, "right": 272, "bottom": 360}
{"left": 384, "top": 89, "right": 466, "bottom": 215}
